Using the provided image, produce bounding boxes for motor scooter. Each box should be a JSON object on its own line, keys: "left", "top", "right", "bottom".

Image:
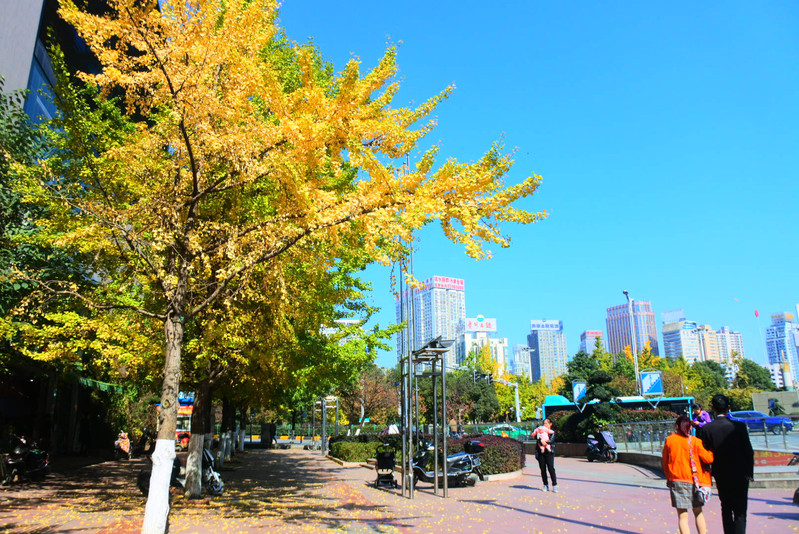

{"left": 131, "top": 429, "right": 156, "bottom": 458}
{"left": 412, "top": 439, "right": 485, "bottom": 487}
{"left": 586, "top": 430, "right": 618, "bottom": 463}
{"left": 114, "top": 432, "right": 131, "bottom": 461}
{"left": 2, "top": 436, "right": 49, "bottom": 485}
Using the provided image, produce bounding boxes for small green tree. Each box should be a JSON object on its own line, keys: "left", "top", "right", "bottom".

{"left": 733, "top": 358, "right": 775, "bottom": 391}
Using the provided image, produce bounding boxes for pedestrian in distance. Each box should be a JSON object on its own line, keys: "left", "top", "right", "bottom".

{"left": 532, "top": 418, "right": 558, "bottom": 492}
{"left": 698, "top": 393, "right": 754, "bottom": 534}
{"left": 662, "top": 414, "right": 714, "bottom": 534}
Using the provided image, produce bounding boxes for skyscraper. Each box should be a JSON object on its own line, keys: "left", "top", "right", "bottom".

{"left": 606, "top": 300, "right": 659, "bottom": 356}
{"left": 715, "top": 326, "right": 745, "bottom": 362}
{"left": 579, "top": 330, "right": 604, "bottom": 354}
{"left": 395, "top": 276, "right": 465, "bottom": 367}
{"left": 1, "top": 1, "right": 103, "bottom": 121}
{"left": 510, "top": 344, "right": 532, "bottom": 379}
{"left": 662, "top": 310, "right": 744, "bottom": 364}
{"left": 662, "top": 318, "right": 702, "bottom": 362}
{"left": 527, "top": 320, "right": 568, "bottom": 384}
{"left": 765, "top": 313, "right": 799, "bottom": 386}
{"left": 457, "top": 324, "right": 509, "bottom": 374}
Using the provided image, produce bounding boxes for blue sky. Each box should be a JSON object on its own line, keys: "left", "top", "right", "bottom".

{"left": 277, "top": 1, "right": 799, "bottom": 369}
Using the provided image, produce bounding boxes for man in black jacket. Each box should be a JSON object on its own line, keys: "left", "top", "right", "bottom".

{"left": 698, "top": 393, "right": 754, "bottom": 534}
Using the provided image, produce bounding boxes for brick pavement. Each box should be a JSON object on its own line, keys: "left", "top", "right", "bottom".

{"left": 0, "top": 448, "right": 797, "bottom": 533}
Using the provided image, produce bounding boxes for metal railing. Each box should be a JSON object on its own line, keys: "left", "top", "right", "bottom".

{"left": 607, "top": 415, "right": 799, "bottom": 455}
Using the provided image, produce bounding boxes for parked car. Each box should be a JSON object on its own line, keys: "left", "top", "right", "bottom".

{"left": 728, "top": 411, "right": 794, "bottom": 434}
{"left": 482, "top": 424, "right": 530, "bottom": 440}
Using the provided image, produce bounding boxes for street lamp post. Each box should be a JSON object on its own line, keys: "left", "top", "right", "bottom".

{"left": 623, "top": 290, "right": 641, "bottom": 396}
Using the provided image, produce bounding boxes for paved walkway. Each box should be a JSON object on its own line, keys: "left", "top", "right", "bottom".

{"left": 0, "top": 448, "right": 797, "bottom": 533}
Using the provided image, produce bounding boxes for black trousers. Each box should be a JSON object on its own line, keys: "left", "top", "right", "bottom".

{"left": 537, "top": 450, "right": 557, "bottom": 486}
{"left": 715, "top": 476, "right": 749, "bottom": 534}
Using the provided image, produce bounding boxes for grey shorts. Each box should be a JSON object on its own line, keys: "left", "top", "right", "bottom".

{"left": 669, "top": 480, "right": 705, "bottom": 509}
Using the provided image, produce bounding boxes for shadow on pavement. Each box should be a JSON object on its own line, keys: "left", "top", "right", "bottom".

{"left": 463, "top": 498, "right": 647, "bottom": 534}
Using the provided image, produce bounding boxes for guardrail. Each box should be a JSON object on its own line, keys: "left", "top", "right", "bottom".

{"left": 607, "top": 415, "right": 799, "bottom": 455}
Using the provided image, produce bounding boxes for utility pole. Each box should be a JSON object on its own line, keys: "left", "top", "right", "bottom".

{"left": 623, "top": 290, "right": 641, "bottom": 396}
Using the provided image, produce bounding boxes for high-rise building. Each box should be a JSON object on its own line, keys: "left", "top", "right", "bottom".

{"left": 715, "top": 326, "right": 745, "bottom": 362}
{"left": 527, "top": 320, "right": 568, "bottom": 384}
{"left": 662, "top": 310, "right": 744, "bottom": 364}
{"left": 579, "top": 330, "right": 604, "bottom": 354}
{"left": 606, "top": 300, "right": 659, "bottom": 356}
{"left": 1, "top": 1, "right": 103, "bottom": 121}
{"left": 395, "top": 276, "right": 465, "bottom": 367}
{"left": 768, "top": 362, "right": 795, "bottom": 390}
{"left": 509, "top": 344, "right": 532, "bottom": 380}
{"left": 765, "top": 313, "right": 799, "bottom": 386}
{"left": 662, "top": 318, "right": 702, "bottom": 362}
{"left": 696, "top": 324, "right": 721, "bottom": 362}
{"left": 457, "top": 328, "right": 509, "bottom": 374}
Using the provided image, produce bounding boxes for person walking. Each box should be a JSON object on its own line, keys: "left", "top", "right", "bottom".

{"left": 532, "top": 418, "right": 558, "bottom": 492}
{"left": 698, "top": 393, "right": 754, "bottom": 534}
{"left": 662, "top": 414, "right": 714, "bottom": 534}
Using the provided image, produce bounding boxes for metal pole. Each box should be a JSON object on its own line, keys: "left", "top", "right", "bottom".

{"left": 335, "top": 397, "right": 339, "bottom": 437}
{"left": 625, "top": 291, "right": 641, "bottom": 396}
{"left": 433, "top": 359, "right": 439, "bottom": 495}
{"left": 321, "top": 397, "right": 327, "bottom": 456}
{"left": 398, "top": 267, "right": 408, "bottom": 497}
{"left": 514, "top": 383, "right": 521, "bottom": 423}
{"left": 442, "top": 356, "right": 448, "bottom": 498}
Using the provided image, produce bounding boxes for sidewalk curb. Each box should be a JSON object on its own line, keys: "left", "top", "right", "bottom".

{"left": 485, "top": 468, "right": 522, "bottom": 481}
{"left": 325, "top": 455, "right": 361, "bottom": 468}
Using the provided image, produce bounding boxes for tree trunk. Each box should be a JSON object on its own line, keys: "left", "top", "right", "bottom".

{"left": 141, "top": 315, "right": 183, "bottom": 534}
{"left": 222, "top": 398, "right": 235, "bottom": 462}
{"left": 184, "top": 379, "right": 210, "bottom": 499}
{"left": 237, "top": 408, "right": 247, "bottom": 452}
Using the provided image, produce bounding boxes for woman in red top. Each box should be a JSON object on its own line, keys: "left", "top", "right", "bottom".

{"left": 662, "top": 414, "right": 714, "bottom": 534}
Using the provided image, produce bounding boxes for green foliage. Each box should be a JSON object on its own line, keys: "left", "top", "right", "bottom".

{"left": 327, "top": 433, "right": 524, "bottom": 475}
{"left": 733, "top": 359, "right": 774, "bottom": 391}
{"left": 328, "top": 441, "right": 380, "bottom": 462}
{"left": 726, "top": 387, "right": 756, "bottom": 411}
{"left": 548, "top": 410, "right": 588, "bottom": 443}
{"left": 558, "top": 351, "right": 599, "bottom": 400}
{"left": 451, "top": 434, "right": 525, "bottom": 475}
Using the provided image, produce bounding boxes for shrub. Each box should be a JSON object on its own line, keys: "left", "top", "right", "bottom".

{"left": 328, "top": 433, "right": 403, "bottom": 450}
{"left": 328, "top": 441, "right": 380, "bottom": 462}
{"left": 548, "top": 410, "right": 588, "bottom": 443}
{"left": 327, "top": 433, "right": 524, "bottom": 475}
{"left": 448, "top": 434, "right": 525, "bottom": 476}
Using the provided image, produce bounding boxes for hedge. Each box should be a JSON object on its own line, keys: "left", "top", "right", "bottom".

{"left": 329, "top": 441, "right": 381, "bottom": 463}
{"left": 326, "top": 433, "right": 525, "bottom": 475}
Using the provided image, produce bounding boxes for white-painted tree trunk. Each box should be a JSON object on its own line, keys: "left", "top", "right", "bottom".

{"left": 141, "top": 439, "right": 176, "bottom": 534}
{"left": 238, "top": 428, "right": 245, "bottom": 451}
{"left": 217, "top": 435, "right": 226, "bottom": 469}
{"left": 224, "top": 431, "right": 233, "bottom": 461}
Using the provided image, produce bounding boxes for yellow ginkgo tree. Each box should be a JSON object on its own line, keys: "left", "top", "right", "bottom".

{"left": 18, "top": 1, "right": 546, "bottom": 531}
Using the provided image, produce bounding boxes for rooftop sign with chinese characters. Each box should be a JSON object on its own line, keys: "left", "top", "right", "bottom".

{"left": 426, "top": 276, "right": 465, "bottom": 291}
{"left": 530, "top": 320, "right": 562, "bottom": 331}
{"left": 466, "top": 315, "right": 497, "bottom": 332}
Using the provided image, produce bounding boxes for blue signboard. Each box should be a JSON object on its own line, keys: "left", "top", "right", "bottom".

{"left": 572, "top": 380, "right": 587, "bottom": 402}
{"left": 641, "top": 371, "right": 664, "bottom": 396}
